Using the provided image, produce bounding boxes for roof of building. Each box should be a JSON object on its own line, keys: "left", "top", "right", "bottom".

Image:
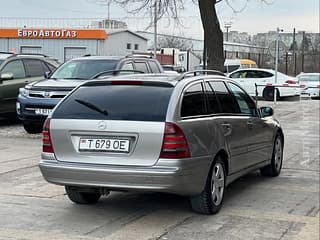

{"left": 108, "top": 30, "right": 148, "bottom": 41}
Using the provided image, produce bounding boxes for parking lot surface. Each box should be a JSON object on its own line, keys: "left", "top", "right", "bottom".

{"left": 0, "top": 99, "right": 319, "bottom": 240}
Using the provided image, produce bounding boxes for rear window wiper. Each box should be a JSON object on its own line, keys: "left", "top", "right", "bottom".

{"left": 75, "top": 98, "right": 109, "bottom": 117}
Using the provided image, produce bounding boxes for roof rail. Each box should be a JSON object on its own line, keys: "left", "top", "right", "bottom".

{"left": 125, "top": 51, "right": 154, "bottom": 58}
{"left": 0, "top": 51, "right": 14, "bottom": 55}
{"left": 8, "top": 53, "right": 49, "bottom": 58}
{"left": 177, "top": 70, "right": 225, "bottom": 81}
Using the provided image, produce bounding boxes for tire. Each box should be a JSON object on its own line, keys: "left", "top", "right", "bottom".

{"left": 263, "top": 87, "right": 280, "bottom": 101}
{"left": 65, "top": 186, "right": 101, "bottom": 204}
{"left": 23, "top": 122, "right": 42, "bottom": 134}
{"left": 260, "top": 134, "right": 283, "bottom": 177}
{"left": 190, "top": 156, "right": 226, "bottom": 214}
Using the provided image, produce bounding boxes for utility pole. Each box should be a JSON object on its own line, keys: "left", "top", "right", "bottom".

{"left": 274, "top": 27, "right": 283, "bottom": 104}
{"left": 224, "top": 22, "right": 232, "bottom": 41}
{"left": 301, "top": 31, "right": 305, "bottom": 73}
{"left": 292, "top": 28, "right": 296, "bottom": 75}
{"left": 153, "top": 0, "right": 157, "bottom": 58}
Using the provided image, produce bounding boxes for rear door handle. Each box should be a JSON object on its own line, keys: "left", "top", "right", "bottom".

{"left": 221, "top": 123, "right": 232, "bottom": 136}
{"left": 247, "top": 120, "right": 254, "bottom": 129}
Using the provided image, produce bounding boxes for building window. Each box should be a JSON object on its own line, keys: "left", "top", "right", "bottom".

{"left": 134, "top": 44, "right": 139, "bottom": 50}
{"left": 127, "top": 43, "right": 131, "bottom": 50}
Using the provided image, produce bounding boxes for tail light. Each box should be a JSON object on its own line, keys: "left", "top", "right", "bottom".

{"left": 317, "top": 84, "right": 320, "bottom": 89}
{"left": 285, "top": 80, "right": 297, "bottom": 84}
{"left": 160, "top": 122, "right": 190, "bottom": 159}
{"left": 42, "top": 118, "right": 54, "bottom": 153}
{"left": 266, "top": 83, "right": 273, "bottom": 86}
{"left": 300, "top": 84, "right": 306, "bottom": 88}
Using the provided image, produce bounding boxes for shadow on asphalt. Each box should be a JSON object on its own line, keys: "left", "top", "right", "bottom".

{"left": 0, "top": 114, "right": 21, "bottom": 126}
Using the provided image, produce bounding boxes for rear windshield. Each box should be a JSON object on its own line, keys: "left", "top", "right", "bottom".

{"left": 50, "top": 59, "right": 118, "bottom": 80}
{"left": 298, "top": 75, "right": 320, "bottom": 82}
{"left": 53, "top": 84, "right": 173, "bottom": 121}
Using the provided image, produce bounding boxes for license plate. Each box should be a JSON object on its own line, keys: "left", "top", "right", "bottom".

{"left": 79, "top": 138, "right": 130, "bottom": 153}
{"left": 35, "top": 108, "right": 52, "bottom": 115}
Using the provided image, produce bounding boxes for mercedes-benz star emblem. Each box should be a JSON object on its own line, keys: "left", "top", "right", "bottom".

{"left": 98, "top": 121, "right": 107, "bottom": 130}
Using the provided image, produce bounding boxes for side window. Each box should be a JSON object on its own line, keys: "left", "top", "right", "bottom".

{"left": 181, "top": 82, "right": 206, "bottom": 117}
{"left": 209, "top": 81, "right": 238, "bottom": 114}
{"left": 204, "top": 82, "right": 221, "bottom": 114}
{"left": 121, "top": 62, "right": 134, "bottom": 70}
{"left": 148, "top": 61, "right": 161, "bottom": 73}
{"left": 41, "top": 61, "right": 51, "bottom": 72}
{"left": 1, "top": 60, "right": 26, "bottom": 79}
{"left": 24, "top": 59, "right": 45, "bottom": 77}
{"left": 227, "top": 82, "right": 257, "bottom": 116}
{"left": 135, "top": 61, "right": 149, "bottom": 73}
{"left": 259, "top": 71, "right": 273, "bottom": 78}
{"left": 229, "top": 71, "right": 246, "bottom": 78}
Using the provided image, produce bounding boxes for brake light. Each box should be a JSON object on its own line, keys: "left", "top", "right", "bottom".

{"left": 285, "top": 80, "right": 297, "bottom": 84}
{"left": 266, "top": 83, "right": 273, "bottom": 86}
{"left": 42, "top": 118, "right": 54, "bottom": 153}
{"left": 160, "top": 122, "right": 190, "bottom": 159}
{"left": 317, "top": 85, "right": 320, "bottom": 89}
{"left": 300, "top": 84, "right": 306, "bottom": 88}
{"left": 111, "top": 80, "right": 142, "bottom": 85}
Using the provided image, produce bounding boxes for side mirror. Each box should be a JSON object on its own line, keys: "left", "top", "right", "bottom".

{"left": 44, "top": 71, "right": 52, "bottom": 79}
{"left": 260, "top": 106, "right": 274, "bottom": 117}
{"left": 0, "top": 72, "right": 14, "bottom": 80}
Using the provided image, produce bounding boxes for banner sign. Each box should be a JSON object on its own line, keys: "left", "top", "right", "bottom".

{"left": 0, "top": 28, "right": 107, "bottom": 39}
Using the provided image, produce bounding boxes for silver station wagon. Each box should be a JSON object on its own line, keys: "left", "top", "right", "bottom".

{"left": 39, "top": 71, "right": 284, "bottom": 214}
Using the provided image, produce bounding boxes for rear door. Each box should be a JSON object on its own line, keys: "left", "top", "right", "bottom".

{"left": 50, "top": 82, "right": 173, "bottom": 166}
{"left": 208, "top": 80, "right": 249, "bottom": 174}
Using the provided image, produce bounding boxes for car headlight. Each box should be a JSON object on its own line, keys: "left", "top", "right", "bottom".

{"left": 19, "top": 88, "right": 29, "bottom": 97}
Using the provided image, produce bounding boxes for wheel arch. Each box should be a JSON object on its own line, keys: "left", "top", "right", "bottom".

{"left": 214, "top": 149, "right": 230, "bottom": 176}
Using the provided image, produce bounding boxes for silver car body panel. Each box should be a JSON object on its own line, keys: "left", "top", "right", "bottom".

{"left": 39, "top": 75, "right": 281, "bottom": 196}
{"left": 51, "top": 119, "right": 165, "bottom": 166}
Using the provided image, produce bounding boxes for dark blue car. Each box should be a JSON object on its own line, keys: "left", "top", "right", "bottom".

{"left": 17, "top": 55, "right": 163, "bottom": 133}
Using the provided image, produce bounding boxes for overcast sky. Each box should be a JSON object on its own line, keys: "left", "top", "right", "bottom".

{"left": 0, "top": 0, "right": 319, "bottom": 39}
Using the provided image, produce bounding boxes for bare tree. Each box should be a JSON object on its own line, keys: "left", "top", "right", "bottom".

{"left": 158, "top": 35, "right": 193, "bottom": 50}
{"left": 90, "top": 0, "right": 272, "bottom": 72}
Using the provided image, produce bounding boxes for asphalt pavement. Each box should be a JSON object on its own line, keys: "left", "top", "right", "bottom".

{"left": 0, "top": 99, "right": 319, "bottom": 240}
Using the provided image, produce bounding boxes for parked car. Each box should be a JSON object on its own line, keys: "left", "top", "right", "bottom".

{"left": 17, "top": 55, "right": 163, "bottom": 133}
{"left": 297, "top": 72, "right": 320, "bottom": 99}
{"left": 0, "top": 53, "right": 59, "bottom": 116}
{"left": 162, "top": 64, "right": 186, "bottom": 73}
{"left": 39, "top": 70, "right": 284, "bottom": 214}
{"left": 228, "top": 68, "right": 300, "bottom": 101}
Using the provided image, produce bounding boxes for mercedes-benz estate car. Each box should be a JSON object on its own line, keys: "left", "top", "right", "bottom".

{"left": 17, "top": 55, "right": 163, "bottom": 133}
{"left": 39, "top": 71, "right": 284, "bottom": 214}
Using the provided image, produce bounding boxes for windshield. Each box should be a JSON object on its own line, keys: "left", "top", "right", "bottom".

{"left": 50, "top": 59, "right": 118, "bottom": 80}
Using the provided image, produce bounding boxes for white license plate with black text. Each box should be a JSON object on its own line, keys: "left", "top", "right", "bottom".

{"left": 35, "top": 108, "right": 52, "bottom": 115}
{"left": 79, "top": 138, "right": 130, "bottom": 152}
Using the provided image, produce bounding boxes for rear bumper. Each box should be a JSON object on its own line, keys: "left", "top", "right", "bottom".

{"left": 39, "top": 154, "right": 211, "bottom": 196}
{"left": 301, "top": 88, "right": 320, "bottom": 98}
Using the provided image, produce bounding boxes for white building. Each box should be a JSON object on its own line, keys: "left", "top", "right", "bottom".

{"left": 0, "top": 28, "right": 148, "bottom": 62}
